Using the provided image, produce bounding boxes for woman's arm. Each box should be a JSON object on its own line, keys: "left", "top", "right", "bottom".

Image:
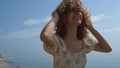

{"left": 40, "top": 11, "right": 59, "bottom": 47}
{"left": 86, "top": 22, "right": 112, "bottom": 53}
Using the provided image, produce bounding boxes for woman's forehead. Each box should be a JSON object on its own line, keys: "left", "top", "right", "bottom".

{"left": 66, "top": 5, "right": 81, "bottom": 12}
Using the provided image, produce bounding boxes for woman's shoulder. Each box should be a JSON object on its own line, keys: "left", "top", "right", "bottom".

{"left": 83, "top": 36, "right": 98, "bottom": 45}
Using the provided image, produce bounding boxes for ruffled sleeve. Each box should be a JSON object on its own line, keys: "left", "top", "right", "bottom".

{"left": 83, "top": 36, "right": 98, "bottom": 54}
{"left": 43, "top": 34, "right": 61, "bottom": 55}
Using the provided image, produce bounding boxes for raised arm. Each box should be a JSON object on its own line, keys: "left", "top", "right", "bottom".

{"left": 86, "top": 22, "right": 112, "bottom": 53}
{"left": 40, "top": 11, "right": 59, "bottom": 47}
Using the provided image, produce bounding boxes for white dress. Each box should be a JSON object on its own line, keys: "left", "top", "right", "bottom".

{"left": 43, "top": 34, "right": 97, "bottom": 68}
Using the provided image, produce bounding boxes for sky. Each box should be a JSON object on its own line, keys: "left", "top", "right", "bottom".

{"left": 0, "top": 0, "right": 120, "bottom": 68}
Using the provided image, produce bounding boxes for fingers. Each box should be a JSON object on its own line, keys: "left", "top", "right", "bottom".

{"left": 52, "top": 10, "right": 59, "bottom": 22}
{"left": 52, "top": 10, "right": 57, "bottom": 17}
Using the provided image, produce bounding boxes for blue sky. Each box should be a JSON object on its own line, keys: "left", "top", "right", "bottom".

{"left": 0, "top": 0, "right": 120, "bottom": 68}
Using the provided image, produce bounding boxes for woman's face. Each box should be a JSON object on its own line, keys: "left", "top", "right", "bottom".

{"left": 65, "top": 8, "right": 82, "bottom": 26}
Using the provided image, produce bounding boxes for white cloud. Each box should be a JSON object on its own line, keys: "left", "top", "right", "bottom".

{"left": 91, "top": 14, "right": 112, "bottom": 22}
{"left": 94, "top": 23, "right": 104, "bottom": 28}
{"left": 0, "top": 28, "right": 41, "bottom": 40}
{"left": 100, "top": 27, "right": 120, "bottom": 33}
{"left": 0, "top": 16, "right": 51, "bottom": 40}
{"left": 23, "top": 17, "right": 51, "bottom": 26}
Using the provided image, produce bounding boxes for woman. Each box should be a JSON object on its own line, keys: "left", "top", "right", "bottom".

{"left": 40, "top": 0, "right": 112, "bottom": 68}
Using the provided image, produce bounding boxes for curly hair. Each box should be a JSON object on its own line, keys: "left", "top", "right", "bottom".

{"left": 56, "top": 0, "right": 91, "bottom": 40}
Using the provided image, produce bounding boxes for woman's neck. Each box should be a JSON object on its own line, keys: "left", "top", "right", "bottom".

{"left": 65, "top": 25, "right": 78, "bottom": 41}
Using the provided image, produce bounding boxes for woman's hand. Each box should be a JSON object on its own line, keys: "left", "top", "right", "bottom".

{"left": 52, "top": 10, "right": 59, "bottom": 23}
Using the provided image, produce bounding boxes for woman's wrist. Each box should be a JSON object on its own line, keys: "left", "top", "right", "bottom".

{"left": 52, "top": 10, "right": 59, "bottom": 23}
{"left": 50, "top": 18, "right": 58, "bottom": 25}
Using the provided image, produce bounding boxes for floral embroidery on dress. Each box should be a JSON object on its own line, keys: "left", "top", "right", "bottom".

{"left": 43, "top": 34, "right": 97, "bottom": 68}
